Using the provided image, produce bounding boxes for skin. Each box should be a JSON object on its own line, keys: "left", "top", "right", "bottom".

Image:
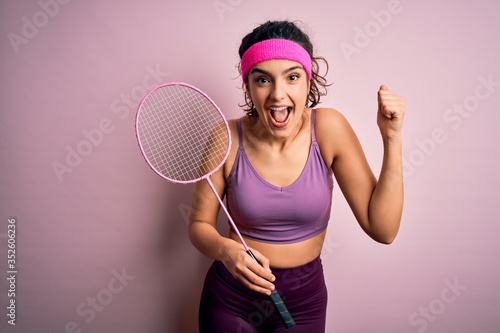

{"left": 189, "top": 58, "right": 405, "bottom": 296}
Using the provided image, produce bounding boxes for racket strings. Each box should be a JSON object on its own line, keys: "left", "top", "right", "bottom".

{"left": 137, "top": 85, "right": 229, "bottom": 182}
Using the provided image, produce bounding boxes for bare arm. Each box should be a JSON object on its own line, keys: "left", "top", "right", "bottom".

{"left": 317, "top": 85, "right": 405, "bottom": 244}
{"left": 369, "top": 85, "right": 405, "bottom": 243}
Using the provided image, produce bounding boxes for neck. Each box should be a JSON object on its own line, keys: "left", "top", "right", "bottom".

{"left": 250, "top": 109, "right": 310, "bottom": 151}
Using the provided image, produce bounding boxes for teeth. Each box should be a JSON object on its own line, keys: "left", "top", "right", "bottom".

{"left": 269, "top": 106, "right": 288, "bottom": 111}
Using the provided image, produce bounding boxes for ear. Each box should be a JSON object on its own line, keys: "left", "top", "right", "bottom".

{"left": 306, "top": 80, "right": 311, "bottom": 105}
{"left": 244, "top": 82, "right": 252, "bottom": 99}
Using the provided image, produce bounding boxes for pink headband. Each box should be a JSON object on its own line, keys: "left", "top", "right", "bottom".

{"left": 241, "top": 39, "right": 312, "bottom": 83}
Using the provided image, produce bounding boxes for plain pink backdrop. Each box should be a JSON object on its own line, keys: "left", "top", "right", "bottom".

{"left": 1, "top": 1, "right": 499, "bottom": 332}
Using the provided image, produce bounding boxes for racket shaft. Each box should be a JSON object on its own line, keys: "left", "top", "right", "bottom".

{"left": 206, "top": 178, "right": 295, "bottom": 328}
{"left": 205, "top": 178, "right": 249, "bottom": 251}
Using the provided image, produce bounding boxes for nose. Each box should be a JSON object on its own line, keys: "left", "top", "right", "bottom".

{"left": 270, "top": 81, "right": 285, "bottom": 101}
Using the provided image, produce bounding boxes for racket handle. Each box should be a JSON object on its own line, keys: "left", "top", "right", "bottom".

{"left": 246, "top": 250, "right": 296, "bottom": 329}
{"left": 270, "top": 289, "right": 296, "bottom": 329}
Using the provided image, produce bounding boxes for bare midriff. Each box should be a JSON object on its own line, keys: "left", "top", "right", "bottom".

{"left": 229, "top": 229, "right": 327, "bottom": 268}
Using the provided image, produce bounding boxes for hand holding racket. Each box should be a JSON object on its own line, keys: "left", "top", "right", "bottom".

{"left": 135, "top": 82, "right": 296, "bottom": 329}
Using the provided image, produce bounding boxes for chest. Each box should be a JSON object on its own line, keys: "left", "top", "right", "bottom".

{"left": 245, "top": 145, "right": 310, "bottom": 188}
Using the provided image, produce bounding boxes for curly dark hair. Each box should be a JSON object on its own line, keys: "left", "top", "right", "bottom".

{"left": 238, "top": 20, "right": 330, "bottom": 117}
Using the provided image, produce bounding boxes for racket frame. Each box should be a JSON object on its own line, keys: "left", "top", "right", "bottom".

{"left": 135, "top": 82, "right": 232, "bottom": 185}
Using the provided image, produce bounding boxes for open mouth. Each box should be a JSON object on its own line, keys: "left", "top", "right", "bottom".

{"left": 269, "top": 106, "right": 292, "bottom": 127}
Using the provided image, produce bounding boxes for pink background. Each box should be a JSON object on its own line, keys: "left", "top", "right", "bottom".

{"left": 1, "top": 1, "right": 499, "bottom": 332}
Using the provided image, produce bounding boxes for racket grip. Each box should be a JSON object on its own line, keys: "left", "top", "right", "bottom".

{"left": 246, "top": 250, "right": 296, "bottom": 329}
{"left": 270, "top": 289, "right": 296, "bottom": 329}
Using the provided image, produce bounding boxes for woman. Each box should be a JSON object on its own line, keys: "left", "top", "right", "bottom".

{"left": 189, "top": 20, "right": 405, "bottom": 332}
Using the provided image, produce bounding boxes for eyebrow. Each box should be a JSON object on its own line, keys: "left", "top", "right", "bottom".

{"left": 250, "top": 65, "right": 304, "bottom": 77}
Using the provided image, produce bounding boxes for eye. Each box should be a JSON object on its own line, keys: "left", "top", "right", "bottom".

{"left": 255, "top": 77, "right": 270, "bottom": 84}
{"left": 289, "top": 74, "right": 300, "bottom": 81}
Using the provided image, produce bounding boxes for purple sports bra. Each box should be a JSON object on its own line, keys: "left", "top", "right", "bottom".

{"left": 226, "top": 109, "right": 334, "bottom": 244}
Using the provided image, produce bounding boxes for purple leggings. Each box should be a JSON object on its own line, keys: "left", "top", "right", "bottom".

{"left": 199, "top": 257, "right": 328, "bottom": 332}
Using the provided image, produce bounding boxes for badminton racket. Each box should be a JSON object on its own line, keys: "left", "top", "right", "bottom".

{"left": 135, "top": 82, "right": 295, "bottom": 329}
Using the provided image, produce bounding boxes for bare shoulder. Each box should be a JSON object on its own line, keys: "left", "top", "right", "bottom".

{"left": 314, "top": 107, "right": 357, "bottom": 166}
{"left": 227, "top": 118, "right": 239, "bottom": 136}
{"left": 224, "top": 117, "right": 243, "bottom": 179}
{"left": 314, "top": 107, "right": 354, "bottom": 142}
{"left": 315, "top": 107, "right": 349, "bottom": 127}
